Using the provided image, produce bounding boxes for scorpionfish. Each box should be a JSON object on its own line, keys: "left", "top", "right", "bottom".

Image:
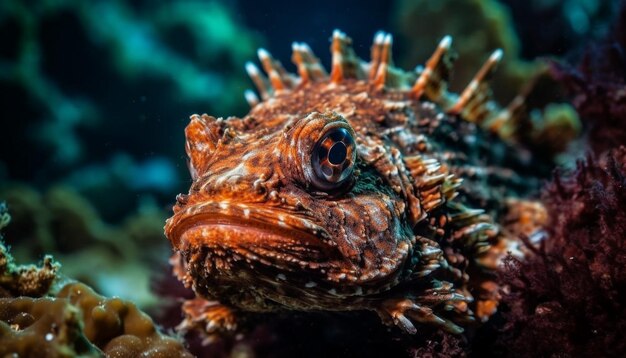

{"left": 165, "top": 30, "right": 554, "bottom": 337}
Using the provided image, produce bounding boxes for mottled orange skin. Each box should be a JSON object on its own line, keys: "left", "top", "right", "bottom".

{"left": 165, "top": 33, "right": 548, "bottom": 336}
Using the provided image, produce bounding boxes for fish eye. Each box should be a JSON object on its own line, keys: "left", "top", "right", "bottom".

{"left": 310, "top": 126, "right": 356, "bottom": 190}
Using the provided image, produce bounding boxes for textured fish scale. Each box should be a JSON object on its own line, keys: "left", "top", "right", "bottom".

{"left": 165, "top": 30, "right": 547, "bottom": 338}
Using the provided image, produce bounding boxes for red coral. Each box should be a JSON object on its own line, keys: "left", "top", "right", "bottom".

{"left": 500, "top": 147, "right": 626, "bottom": 357}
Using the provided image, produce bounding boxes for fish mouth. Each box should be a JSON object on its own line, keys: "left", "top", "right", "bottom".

{"left": 165, "top": 202, "right": 340, "bottom": 276}
{"left": 165, "top": 201, "right": 413, "bottom": 307}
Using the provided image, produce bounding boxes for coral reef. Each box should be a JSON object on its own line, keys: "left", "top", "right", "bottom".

{"left": 0, "top": 184, "right": 170, "bottom": 309}
{"left": 499, "top": 147, "right": 626, "bottom": 357}
{"left": 0, "top": 204, "right": 59, "bottom": 298}
{"left": 497, "top": 4, "right": 626, "bottom": 357}
{"left": 0, "top": 295, "right": 101, "bottom": 357}
{"left": 0, "top": 211, "right": 192, "bottom": 357}
{"left": 0, "top": 0, "right": 259, "bottom": 183}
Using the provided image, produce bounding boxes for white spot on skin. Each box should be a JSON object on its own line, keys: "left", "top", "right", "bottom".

{"left": 192, "top": 141, "right": 209, "bottom": 152}
{"left": 305, "top": 281, "right": 317, "bottom": 288}
{"left": 243, "top": 208, "right": 250, "bottom": 218}
{"left": 276, "top": 273, "right": 286, "bottom": 281}
{"left": 278, "top": 214, "right": 287, "bottom": 227}
{"left": 218, "top": 202, "right": 229, "bottom": 210}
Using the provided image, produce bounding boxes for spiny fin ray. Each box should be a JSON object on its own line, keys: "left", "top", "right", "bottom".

{"left": 447, "top": 49, "right": 503, "bottom": 123}
{"left": 244, "top": 32, "right": 527, "bottom": 148}
{"left": 244, "top": 89, "right": 259, "bottom": 107}
{"left": 291, "top": 42, "right": 327, "bottom": 83}
{"left": 369, "top": 31, "right": 386, "bottom": 80}
{"left": 245, "top": 62, "right": 270, "bottom": 100}
{"left": 411, "top": 35, "right": 456, "bottom": 103}
{"left": 258, "top": 48, "right": 290, "bottom": 92}
{"left": 330, "top": 29, "right": 365, "bottom": 83}
{"left": 373, "top": 33, "right": 393, "bottom": 87}
{"left": 483, "top": 77, "right": 534, "bottom": 141}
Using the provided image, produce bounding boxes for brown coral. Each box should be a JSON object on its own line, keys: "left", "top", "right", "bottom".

{"left": 0, "top": 226, "right": 59, "bottom": 298}
{"left": 0, "top": 185, "right": 169, "bottom": 308}
{"left": 0, "top": 281, "right": 194, "bottom": 357}
{"left": 0, "top": 228, "right": 192, "bottom": 357}
{"left": 0, "top": 296, "right": 100, "bottom": 357}
{"left": 58, "top": 282, "right": 193, "bottom": 357}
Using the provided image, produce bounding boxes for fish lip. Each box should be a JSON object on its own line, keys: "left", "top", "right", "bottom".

{"left": 165, "top": 202, "right": 338, "bottom": 268}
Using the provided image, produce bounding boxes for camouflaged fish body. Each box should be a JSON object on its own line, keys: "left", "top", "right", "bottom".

{"left": 165, "top": 30, "right": 547, "bottom": 336}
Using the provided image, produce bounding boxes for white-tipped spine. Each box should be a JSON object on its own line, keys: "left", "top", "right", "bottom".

{"left": 300, "top": 43, "right": 313, "bottom": 53}
{"left": 245, "top": 61, "right": 269, "bottom": 99}
{"left": 440, "top": 35, "right": 452, "bottom": 49}
{"left": 257, "top": 48, "right": 270, "bottom": 61}
{"left": 246, "top": 61, "right": 261, "bottom": 79}
{"left": 490, "top": 48, "right": 503, "bottom": 63}
{"left": 383, "top": 33, "right": 393, "bottom": 47}
{"left": 244, "top": 89, "right": 259, "bottom": 107}
{"left": 245, "top": 61, "right": 259, "bottom": 77}
{"left": 374, "top": 31, "right": 385, "bottom": 45}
